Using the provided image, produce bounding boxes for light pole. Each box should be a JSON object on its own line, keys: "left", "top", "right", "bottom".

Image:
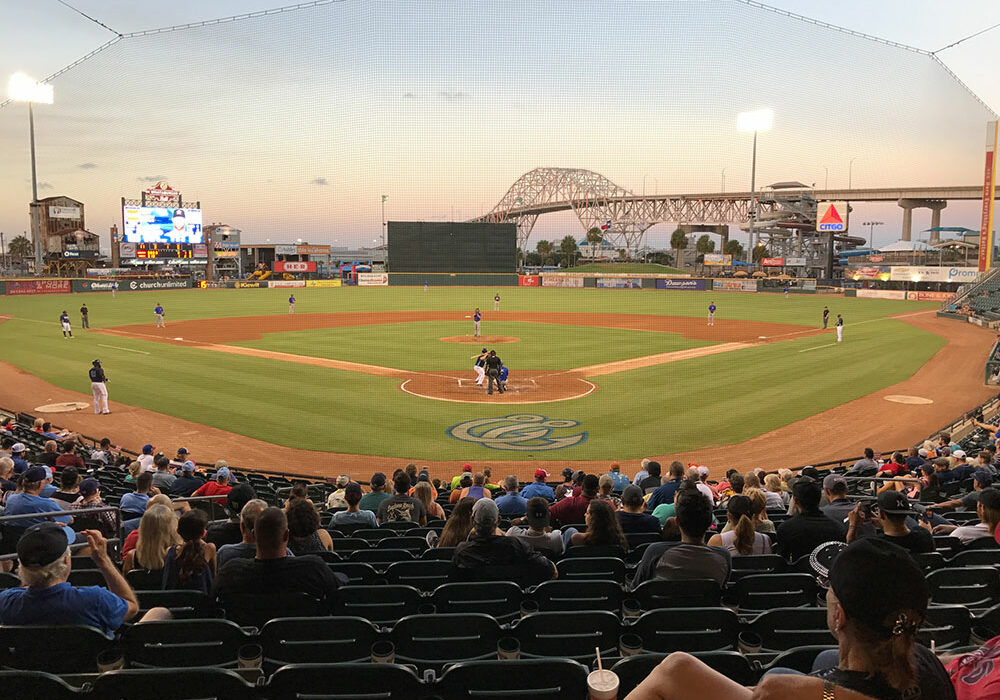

{"left": 862, "top": 220, "right": 883, "bottom": 253}
{"left": 721, "top": 168, "right": 726, "bottom": 193}
{"left": 848, "top": 157, "right": 858, "bottom": 190}
{"left": 737, "top": 108, "right": 774, "bottom": 264}
{"left": 8, "top": 73, "right": 53, "bottom": 276}
{"left": 381, "top": 194, "right": 387, "bottom": 247}
{"left": 823, "top": 167, "right": 828, "bottom": 190}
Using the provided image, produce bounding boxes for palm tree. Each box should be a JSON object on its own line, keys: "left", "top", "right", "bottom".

{"left": 584, "top": 227, "right": 603, "bottom": 260}
{"left": 723, "top": 239, "right": 745, "bottom": 260}
{"left": 559, "top": 235, "right": 579, "bottom": 268}
{"left": 670, "top": 229, "right": 689, "bottom": 269}
{"left": 695, "top": 234, "right": 715, "bottom": 254}
{"left": 536, "top": 240, "right": 554, "bottom": 266}
{"left": 7, "top": 235, "right": 32, "bottom": 260}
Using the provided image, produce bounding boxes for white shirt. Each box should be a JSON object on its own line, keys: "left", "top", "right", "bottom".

{"left": 950, "top": 522, "right": 990, "bottom": 545}
{"left": 137, "top": 454, "right": 155, "bottom": 473}
{"left": 695, "top": 482, "right": 716, "bottom": 505}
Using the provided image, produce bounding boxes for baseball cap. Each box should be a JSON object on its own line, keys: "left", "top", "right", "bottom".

{"left": 176, "top": 447, "right": 189, "bottom": 455}
{"left": 822, "top": 473, "right": 847, "bottom": 491}
{"left": 40, "top": 466, "right": 53, "bottom": 480}
{"left": 524, "top": 497, "right": 551, "bottom": 527}
{"left": 23, "top": 466, "right": 47, "bottom": 482}
{"left": 78, "top": 478, "right": 100, "bottom": 496}
{"left": 142, "top": 444, "right": 154, "bottom": 455}
{"left": 918, "top": 448, "right": 929, "bottom": 458}
{"left": 17, "top": 522, "right": 74, "bottom": 568}
{"left": 462, "top": 464, "right": 473, "bottom": 472}
{"left": 10, "top": 442, "right": 25, "bottom": 453}
{"left": 954, "top": 450, "right": 967, "bottom": 459}
{"left": 181, "top": 460, "right": 196, "bottom": 473}
{"left": 697, "top": 466, "right": 710, "bottom": 477}
{"left": 534, "top": 468, "right": 549, "bottom": 479}
{"left": 472, "top": 498, "right": 499, "bottom": 529}
{"left": 974, "top": 469, "right": 993, "bottom": 487}
{"left": 876, "top": 490, "right": 913, "bottom": 516}
{"left": 829, "top": 538, "right": 927, "bottom": 638}
{"left": 215, "top": 467, "right": 231, "bottom": 481}
{"left": 561, "top": 467, "right": 574, "bottom": 479}
{"left": 335, "top": 474, "right": 351, "bottom": 488}
{"left": 980, "top": 488, "right": 1000, "bottom": 511}
{"left": 370, "top": 472, "right": 387, "bottom": 488}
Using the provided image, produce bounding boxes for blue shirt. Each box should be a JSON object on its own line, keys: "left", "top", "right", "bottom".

{"left": 709, "top": 305, "right": 716, "bottom": 313}
{"left": 520, "top": 482, "right": 555, "bottom": 501}
{"left": 607, "top": 471, "right": 631, "bottom": 490}
{"left": 154, "top": 306, "right": 163, "bottom": 314}
{"left": 289, "top": 297, "right": 295, "bottom": 304}
{"left": 12, "top": 456, "right": 28, "bottom": 474}
{"left": 119, "top": 491, "right": 150, "bottom": 514}
{"left": 474, "top": 311, "right": 481, "bottom": 322}
{"left": 495, "top": 493, "right": 528, "bottom": 517}
{"left": 4, "top": 492, "right": 71, "bottom": 526}
{"left": 0, "top": 583, "right": 128, "bottom": 638}
{"left": 499, "top": 366, "right": 509, "bottom": 381}
{"left": 40, "top": 484, "right": 58, "bottom": 497}
{"left": 646, "top": 479, "right": 683, "bottom": 511}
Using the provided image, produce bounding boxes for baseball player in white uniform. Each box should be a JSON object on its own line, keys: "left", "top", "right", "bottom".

{"left": 90, "top": 359, "right": 110, "bottom": 414}
{"left": 836, "top": 314, "right": 844, "bottom": 342}
{"left": 473, "top": 348, "right": 488, "bottom": 386}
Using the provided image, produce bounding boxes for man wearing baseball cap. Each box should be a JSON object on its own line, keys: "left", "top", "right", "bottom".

{"left": 9, "top": 442, "right": 28, "bottom": 475}
{"left": 137, "top": 444, "right": 156, "bottom": 473}
{"left": 359, "top": 472, "right": 390, "bottom": 513}
{"left": 935, "top": 487, "right": 1000, "bottom": 545}
{"left": 520, "top": 469, "right": 555, "bottom": 501}
{"left": 606, "top": 462, "right": 631, "bottom": 491}
{"left": 506, "top": 497, "right": 564, "bottom": 558}
{"left": 193, "top": 465, "right": 234, "bottom": 506}
{"left": 170, "top": 460, "right": 205, "bottom": 497}
{"left": 4, "top": 466, "right": 74, "bottom": 529}
{"left": 0, "top": 523, "right": 170, "bottom": 636}
{"left": 846, "top": 490, "right": 934, "bottom": 555}
{"left": 450, "top": 464, "right": 474, "bottom": 490}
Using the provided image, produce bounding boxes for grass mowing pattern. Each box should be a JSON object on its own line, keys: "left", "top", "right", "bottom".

{"left": 0, "top": 287, "right": 942, "bottom": 459}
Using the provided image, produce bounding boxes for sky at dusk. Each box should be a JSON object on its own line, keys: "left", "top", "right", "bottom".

{"left": 1, "top": 0, "right": 998, "bottom": 252}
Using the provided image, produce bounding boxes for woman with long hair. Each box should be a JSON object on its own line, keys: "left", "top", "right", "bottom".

{"left": 707, "top": 495, "right": 771, "bottom": 555}
{"left": 739, "top": 487, "right": 776, "bottom": 534}
{"left": 123, "top": 504, "right": 180, "bottom": 574}
{"left": 163, "top": 509, "right": 216, "bottom": 593}
{"left": 437, "top": 497, "right": 475, "bottom": 548}
{"left": 286, "top": 498, "right": 334, "bottom": 554}
{"left": 567, "top": 499, "right": 627, "bottom": 549}
{"left": 763, "top": 473, "right": 788, "bottom": 509}
{"left": 414, "top": 481, "right": 445, "bottom": 521}
{"left": 125, "top": 460, "right": 142, "bottom": 483}
{"left": 742, "top": 471, "right": 761, "bottom": 491}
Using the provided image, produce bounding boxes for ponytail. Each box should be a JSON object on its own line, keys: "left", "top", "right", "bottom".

{"left": 733, "top": 513, "right": 755, "bottom": 555}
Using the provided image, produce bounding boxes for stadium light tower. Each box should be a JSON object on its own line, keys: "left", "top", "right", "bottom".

{"left": 737, "top": 108, "right": 773, "bottom": 264}
{"left": 8, "top": 72, "right": 54, "bottom": 276}
{"left": 862, "top": 220, "right": 884, "bottom": 252}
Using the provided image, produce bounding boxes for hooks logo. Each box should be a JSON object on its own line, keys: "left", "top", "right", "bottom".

{"left": 447, "top": 414, "right": 587, "bottom": 451}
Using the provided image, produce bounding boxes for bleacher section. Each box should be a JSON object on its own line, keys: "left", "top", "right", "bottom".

{"left": 943, "top": 267, "right": 1000, "bottom": 320}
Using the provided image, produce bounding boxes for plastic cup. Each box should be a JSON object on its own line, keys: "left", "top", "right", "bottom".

{"left": 618, "top": 633, "right": 642, "bottom": 657}
{"left": 498, "top": 636, "right": 520, "bottom": 660}
{"left": 371, "top": 640, "right": 395, "bottom": 664}
{"left": 621, "top": 598, "right": 641, "bottom": 621}
{"left": 96, "top": 647, "right": 124, "bottom": 672}
{"left": 737, "top": 631, "right": 762, "bottom": 655}
{"left": 520, "top": 600, "right": 539, "bottom": 618}
{"left": 587, "top": 669, "right": 619, "bottom": 700}
{"left": 238, "top": 643, "right": 262, "bottom": 670}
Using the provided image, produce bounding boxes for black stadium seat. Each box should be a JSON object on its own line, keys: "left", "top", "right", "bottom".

{"left": 629, "top": 607, "right": 739, "bottom": 653}
{"left": 749, "top": 608, "right": 836, "bottom": 651}
{"left": 631, "top": 578, "right": 722, "bottom": 609}
{"left": 384, "top": 559, "right": 452, "bottom": 591}
{"left": 436, "top": 658, "right": 589, "bottom": 699}
{"left": 92, "top": 667, "right": 256, "bottom": 700}
{"left": 556, "top": 557, "right": 626, "bottom": 583}
{"left": 122, "top": 619, "right": 251, "bottom": 668}
{"left": 326, "top": 562, "right": 382, "bottom": 585}
{"left": 734, "top": 573, "right": 817, "bottom": 612}
{"left": 0, "top": 670, "right": 81, "bottom": 700}
{"left": 430, "top": 581, "right": 522, "bottom": 623}
{"left": 220, "top": 592, "right": 328, "bottom": 627}
{"left": 0, "top": 625, "right": 112, "bottom": 673}
{"left": 337, "top": 584, "right": 422, "bottom": 624}
{"left": 927, "top": 566, "right": 1000, "bottom": 607}
{"left": 513, "top": 610, "right": 620, "bottom": 663}
{"left": 532, "top": 579, "right": 623, "bottom": 613}
{"left": 266, "top": 663, "right": 425, "bottom": 700}
{"left": 391, "top": 613, "right": 502, "bottom": 669}
{"left": 920, "top": 604, "right": 973, "bottom": 649}
{"left": 259, "top": 616, "right": 381, "bottom": 668}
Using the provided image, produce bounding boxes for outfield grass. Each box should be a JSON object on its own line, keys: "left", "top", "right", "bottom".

{"left": 0, "top": 286, "right": 942, "bottom": 460}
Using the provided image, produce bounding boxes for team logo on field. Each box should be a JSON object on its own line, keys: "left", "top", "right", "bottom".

{"left": 447, "top": 414, "right": 587, "bottom": 451}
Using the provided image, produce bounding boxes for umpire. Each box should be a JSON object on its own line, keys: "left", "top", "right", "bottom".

{"left": 485, "top": 350, "right": 503, "bottom": 395}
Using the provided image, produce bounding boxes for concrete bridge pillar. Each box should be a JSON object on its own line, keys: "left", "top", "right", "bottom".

{"left": 928, "top": 201, "right": 947, "bottom": 244}
{"left": 678, "top": 224, "right": 728, "bottom": 252}
{"left": 899, "top": 200, "right": 916, "bottom": 242}
{"left": 897, "top": 198, "right": 947, "bottom": 243}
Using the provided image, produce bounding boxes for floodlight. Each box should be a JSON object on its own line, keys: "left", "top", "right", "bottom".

{"left": 8, "top": 72, "right": 53, "bottom": 104}
{"left": 737, "top": 108, "right": 773, "bottom": 133}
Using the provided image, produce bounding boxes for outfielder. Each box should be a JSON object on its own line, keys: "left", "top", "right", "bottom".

{"left": 822, "top": 306, "right": 830, "bottom": 329}
{"left": 473, "top": 307, "right": 482, "bottom": 338}
{"left": 836, "top": 314, "right": 844, "bottom": 342}
{"left": 59, "top": 311, "right": 73, "bottom": 338}
{"left": 90, "top": 359, "right": 110, "bottom": 414}
{"left": 473, "top": 348, "right": 488, "bottom": 386}
{"left": 111, "top": 281, "right": 118, "bottom": 297}
{"left": 494, "top": 293, "right": 500, "bottom": 311}
{"left": 154, "top": 303, "right": 165, "bottom": 328}
{"left": 707, "top": 301, "right": 716, "bottom": 326}
{"left": 288, "top": 294, "right": 296, "bottom": 314}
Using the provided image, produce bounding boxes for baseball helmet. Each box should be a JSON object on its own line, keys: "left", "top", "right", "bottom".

{"left": 92, "top": 359, "right": 101, "bottom": 366}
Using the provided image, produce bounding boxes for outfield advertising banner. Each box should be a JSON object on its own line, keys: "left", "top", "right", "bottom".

{"left": 908, "top": 291, "right": 955, "bottom": 302}
{"left": 267, "top": 280, "right": 305, "bottom": 288}
{"left": 857, "top": 289, "right": 906, "bottom": 300}
{"left": 7, "top": 280, "right": 72, "bottom": 295}
{"left": 655, "top": 279, "right": 707, "bottom": 290}
{"left": 703, "top": 254, "right": 732, "bottom": 266}
{"left": 233, "top": 281, "right": 265, "bottom": 289}
{"left": 596, "top": 278, "right": 642, "bottom": 288}
{"left": 785, "top": 257, "right": 807, "bottom": 267}
{"left": 274, "top": 261, "right": 317, "bottom": 273}
{"left": 358, "top": 272, "right": 389, "bottom": 287}
{"left": 305, "top": 279, "right": 342, "bottom": 288}
{"left": 74, "top": 278, "right": 192, "bottom": 292}
{"left": 889, "top": 266, "right": 979, "bottom": 283}
{"left": 713, "top": 279, "right": 757, "bottom": 292}
{"left": 761, "top": 257, "right": 785, "bottom": 267}
{"left": 518, "top": 275, "right": 540, "bottom": 287}
{"left": 541, "top": 276, "right": 584, "bottom": 288}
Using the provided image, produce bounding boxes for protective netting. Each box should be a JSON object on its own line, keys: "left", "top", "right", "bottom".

{"left": 0, "top": 0, "right": 995, "bottom": 243}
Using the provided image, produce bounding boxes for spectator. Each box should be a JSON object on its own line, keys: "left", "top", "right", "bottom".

{"left": 716, "top": 472, "right": 744, "bottom": 507}
{"left": 849, "top": 448, "right": 882, "bottom": 476}
{"left": 138, "top": 444, "right": 156, "bottom": 472}
{"left": 933, "top": 457, "right": 959, "bottom": 485}
{"left": 151, "top": 455, "right": 176, "bottom": 491}
{"left": 283, "top": 483, "right": 312, "bottom": 511}
{"left": 763, "top": 473, "right": 788, "bottom": 509}
{"left": 55, "top": 441, "right": 85, "bottom": 471}
{"left": 325, "top": 474, "right": 351, "bottom": 509}
{"left": 9, "top": 443, "right": 29, "bottom": 475}
{"left": 120, "top": 472, "right": 155, "bottom": 517}
{"left": 549, "top": 473, "right": 599, "bottom": 527}
{"left": 490, "top": 476, "right": 525, "bottom": 517}
{"left": 934, "top": 469, "right": 993, "bottom": 514}
{"left": 741, "top": 487, "right": 776, "bottom": 534}
{"left": 451, "top": 498, "right": 556, "bottom": 587}
{"left": 458, "top": 472, "right": 493, "bottom": 502}
{"left": 89, "top": 437, "right": 117, "bottom": 465}
{"left": 606, "top": 462, "right": 630, "bottom": 490}
{"left": 122, "top": 504, "right": 180, "bottom": 574}
{"left": 904, "top": 446, "right": 925, "bottom": 472}
{"left": 820, "top": 473, "right": 855, "bottom": 526}
{"left": 408, "top": 471, "right": 438, "bottom": 501}
{"left": 414, "top": 481, "right": 446, "bottom": 520}
{"left": 698, "top": 466, "right": 720, "bottom": 500}
{"left": 596, "top": 474, "right": 623, "bottom": 509}
{"left": 39, "top": 440, "right": 59, "bottom": 469}
{"left": 449, "top": 474, "right": 473, "bottom": 503}
{"left": 168, "top": 447, "right": 192, "bottom": 470}
{"left": 38, "top": 466, "right": 59, "bottom": 498}
{"left": 68, "top": 478, "right": 117, "bottom": 537}
{"left": 638, "top": 461, "right": 665, "bottom": 494}
{"left": 553, "top": 468, "right": 576, "bottom": 500}
{"left": 0, "top": 457, "right": 15, "bottom": 497}
{"left": 192, "top": 465, "right": 234, "bottom": 506}
{"left": 217, "top": 499, "right": 295, "bottom": 568}
{"left": 124, "top": 460, "right": 141, "bottom": 483}
{"left": 404, "top": 463, "right": 418, "bottom": 489}
{"left": 170, "top": 461, "right": 205, "bottom": 497}
{"left": 213, "top": 507, "right": 345, "bottom": 606}
{"left": 206, "top": 483, "right": 257, "bottom": 548}
{"left": 646, "top": 461, "right": 685, "bottom": 508}
{"left": 935, "top": 488, "right": 1000, "bottom": 544}
{"left": 950, "top": 451, "right": 975, "bottom": 482}
{"left": 846, "top": 490, "right": 934, "bottom": 554}
{"left": 506, "top": 497, "right": 564, "bottom": 558}
{"left": 359, "top": 472, "right": 391, "bottom": 513}
{"left": 329, "top": 482, "right": 378, "bottom": 528}
{"left": 617, "top": 485, "right": 662, "bottom": 534}
{"left": 377, "top": 472, "right": 427, "bottom": 525}
{"left": 437, "top": 497, "right": 475, "bottom": 548}
{"left": 707, "top": 495, "right": 772, "bottom": 556}
{"left": 0, "top": 524, "right": 171, "bottom": 636}
{"left": 565, "top": 499, "right": 627, "bottom": 550}
{"left": 624, "top": 539, "right": 952, "bottom": 700}
{"left": 775, "top": 478, "right": 846, "bottom": 562}
{"left": 286, "top": 499, "right": 334, "bottom": 554}
{"left": 919, "top": 463, "right": 946, "bottom": 503}
{"left": 5, "top": 466, "right": 73, "bottom": 529}
{"left": 632, "top": 484, "right": 731, "bottom": 587}
{"left": 449, "top": 464, "right": 474, "bottom": 490}
{"left": 482, "top": 467, "right": 502, "bottom": 495}
{"left": 743, "top": 470, "right": 762, "bottom": 491}
{"left": 51, "top": 467, "right": 81, "bottom": 504}
{"left": 520, "top": 468, "right": 555, "bottom": 501}
{"left": 163, "top": 509, "right": 216, "bottom": 594}
{"left": 633, "top": 458, "right": 651, "bottom": 486}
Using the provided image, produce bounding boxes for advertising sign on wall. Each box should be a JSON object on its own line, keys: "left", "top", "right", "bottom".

{"left": 857, "top": 289, "right": 906, "bottom": 300}
{"left": 48, "top": 206, "right": 81, "bottom": 219}
{"left": 73, "top": 278, "right": 193, "bottom": 292}
{"left": 305, "top": 280, "right": 342, "bottom": 288}
{"left": 274, "top": 245, "right": 298, "bottom": 255}
{"left": 541, "top": 276, "right": 584, "bottom": 288}
{"left": 816, "top": 202, "right": 848, "bottom": 232}
{"left": 267, "top": 280, "right": 306, "bottom": 288}
{"left": 358, "top": 272, "right": 389, "bottom": 287}
{"left": 785, "top": 257, "right": 807, "bottom": 267}
{"left": 297, "top": 245, "right": 330, "bottom": 256}
{"left": 761, "top": 257, "right": 785, "bottom": 267}
{"left": 596, "top": 278, "right": 643, "bottom": 288}
{"left": 703, "top": 253, "right": 732, "bottom": 266}
{"left": 655, "top": 279, "right": 707, "bottom": 290}
{"left": 713, "top": 279, "right": 758, "bottom": 292}
{"left": 234, "top": 281, "right": 265, "bottom": 289}
{"left": 7, "top": 279, "right": 71, "bottom": 295}
{"left": 849, "top": 267, "right": 888, "bottom": 281}
{"left": 518, "top": 275, "right": 540, "bottom": 287}
{"left": 908, "top": 291, "right": 955, "bottom": 302}
{"left": 274, "top": 261, "right": 317, "bottom": 273}
{"left": 888, "top": 266, "right": 979, "bottom": 283}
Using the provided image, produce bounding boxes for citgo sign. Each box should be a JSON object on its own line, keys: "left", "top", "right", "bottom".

{"left": 816, "top": 202, "right": 848, "bottom": 232}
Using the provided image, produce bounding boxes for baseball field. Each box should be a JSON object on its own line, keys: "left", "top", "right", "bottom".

{"left": 0, "top": 285, "right": 994, "bottom": 477}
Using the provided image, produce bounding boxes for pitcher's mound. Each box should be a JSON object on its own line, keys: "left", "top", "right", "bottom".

{"left": 440, "top": 335, "right": 520, "bottom": 344}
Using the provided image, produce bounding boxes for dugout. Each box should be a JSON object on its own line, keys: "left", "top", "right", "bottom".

{"left": 387, "top": 221, "right": 516, "bottom": 276}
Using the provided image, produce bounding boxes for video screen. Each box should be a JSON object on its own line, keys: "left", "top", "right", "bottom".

{"left": 123, "top": 206, "right": 203, "bottom": 244}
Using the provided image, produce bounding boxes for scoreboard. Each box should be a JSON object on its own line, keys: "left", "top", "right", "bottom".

{"left": 131, "top": 243, "right": 208, "bottom": 259}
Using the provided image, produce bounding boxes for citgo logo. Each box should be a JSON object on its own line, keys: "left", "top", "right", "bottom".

{"left": 817, "top": 202, "right": 847, "bottom": 232}
{"left": 447, "top": 414, "right": 588, "bottom": 451}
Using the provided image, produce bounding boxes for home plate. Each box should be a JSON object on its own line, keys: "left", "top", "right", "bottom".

{"left": 174, "top": 337, "right": 184, "bottom": 340}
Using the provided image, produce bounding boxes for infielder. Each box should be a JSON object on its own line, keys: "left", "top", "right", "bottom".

{"left": 836, "top": 314, "right": 844, "bottom": 342}
{"left": 59, "top": 311, "right": 73, "bottom": 338}
{"left": 707, "top": 301, "right": 716, "bottom": 326}
{"left": 473, "top": 307, "right": 482, "bottom": 338}
{"left": 89, "top": 359, "right": 110, "bottom": 414}
{"left": 494, "top": 293, "right": 500, "bottom": 311}
{"left": 473, "top": 348, "right": 488, "bottom": 386}
{"left": 822, "top": 306, "right": 830, "bottom": 329}
{"left": 288, "top": 294, "right": 296, "bottom": 314}
{"left": 154, "top": 303, "right": 165, "bottom": 328}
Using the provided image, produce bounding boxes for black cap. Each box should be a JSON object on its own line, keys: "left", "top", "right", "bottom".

{"left": 876, "top": 490, "right": 913, "bottom": 516}
{"left": 17, "top": 522, "right": 73, "bottom": 567}
{"left": 829, "top": 538, "right": 927, "bottom": 638}
{"left": 525, "top": 497, "right": 550, "bottom": 527}
{"left": 561, "top": 467, "right": 574, "bottom": 479}
{"left": 92, "top": 359, "right": 101, "bottom": 366}
{"left": 370, "top": 472, "right": 387, "bottom": 488}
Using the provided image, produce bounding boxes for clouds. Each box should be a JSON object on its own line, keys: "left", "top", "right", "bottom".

{"left": 37, "top": 181, "right": 53, "bottom": 190}
{"left": 137, "top": 175, "right": 167, "bottom": 182}
{"left": 77, "top": 162, "right": 97, "bottom": 169}
{"left": 401, "top": 90, "right": 469, "bottom": 102}
{"left": 311, "top": 177, "right": 328, "bottom": 186}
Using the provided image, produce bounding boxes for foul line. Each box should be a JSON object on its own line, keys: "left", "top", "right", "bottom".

{"left": 97, "top": 343, "right": 150, "bottom": 355}
{"left": 798, "top": 343, "right": 838, "bottom": 353}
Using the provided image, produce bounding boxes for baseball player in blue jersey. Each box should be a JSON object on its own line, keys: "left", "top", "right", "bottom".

{"left": 89, "top": 359, "right": 110, "bottom": 414}
{"left": 494, "top": 293, "right": 501, "bottom": 311}
{"left": 497, "top": 364, "right": 509, "bottom": 394}
{"left": 707, "top": 301, "right": 717, "bottom": 326}
{"left": 288, "top": 295, "right": 296, "bottom": 314}
{"left": 59, "top": 311, "right": 73, "bottom": 338}
{"left": 473, "top": 308, "right": 482, "bottom": 338}
{"left": 154, "top": 303, "right": 165, "bottom": 328}
{"left": 473, "top": 348, "right": 488, "bottom": 386}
